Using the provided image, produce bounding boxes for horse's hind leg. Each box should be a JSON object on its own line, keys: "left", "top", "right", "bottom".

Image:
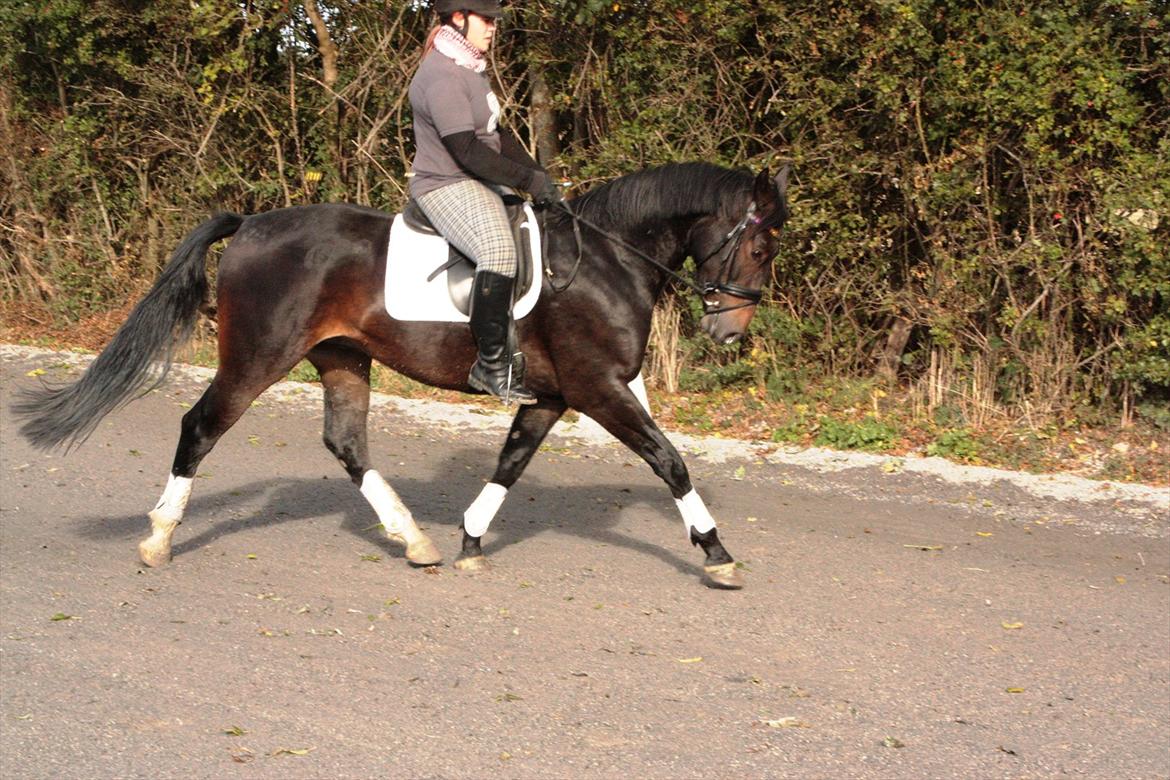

{"left": 140, "top": 359, "right": 296, "bottom": 567}
{"left": 308, "top": 343, "right": 441, "bottom": 567}
{"left": 455, "top": 398, "right": 568, "bottom": 571}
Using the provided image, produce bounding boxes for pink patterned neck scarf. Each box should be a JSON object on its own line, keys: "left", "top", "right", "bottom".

{"left": 433, "top": 25, "right": 486, "bottom": 73}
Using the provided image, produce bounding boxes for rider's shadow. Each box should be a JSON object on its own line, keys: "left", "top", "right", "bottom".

{"left": 74, "top": 448, "right": 701, "bottom": 577}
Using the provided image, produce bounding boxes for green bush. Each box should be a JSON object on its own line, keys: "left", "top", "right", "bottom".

{"left": 814, "top": 416, "right": 900, "bottom": 452}
{"left": 927, "top": 429, "right": 981, "bottom": 461}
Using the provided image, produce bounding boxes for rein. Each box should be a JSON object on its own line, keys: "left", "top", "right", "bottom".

{"left": 545, "top": 200, "right": 764, "bottom": 315}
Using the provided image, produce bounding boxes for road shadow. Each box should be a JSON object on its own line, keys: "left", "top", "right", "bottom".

{"left": 73, "top": 447, "right": 703, "bottom": 577}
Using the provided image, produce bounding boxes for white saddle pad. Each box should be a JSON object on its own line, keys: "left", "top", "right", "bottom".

{"left": 384, "top": 205, "right": 543, "bottom": 323}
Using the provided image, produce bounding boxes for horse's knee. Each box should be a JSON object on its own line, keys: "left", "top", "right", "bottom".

{"left": 646, "top": 451, "right": 691, "bottom": 498}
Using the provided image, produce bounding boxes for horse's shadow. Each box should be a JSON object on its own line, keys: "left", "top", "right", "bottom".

{"left": 76, "top": 448, "right": 702, "bottom": 578}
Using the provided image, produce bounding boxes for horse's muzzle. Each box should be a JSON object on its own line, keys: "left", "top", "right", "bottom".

{"left": 700, "top": 312, "right": 747, "bottom": 345}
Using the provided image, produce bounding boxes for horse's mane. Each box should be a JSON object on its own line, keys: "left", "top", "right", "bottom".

{"left": 568, "top": 162, "right": 755, "bottom": 228}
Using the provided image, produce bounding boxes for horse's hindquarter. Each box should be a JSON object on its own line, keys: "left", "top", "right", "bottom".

{"left": 215, "top": 204, "right": 391, "bottom": 348}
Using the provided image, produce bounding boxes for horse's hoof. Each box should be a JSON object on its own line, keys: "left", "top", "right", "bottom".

{"left": 406, "top": 539, "right": 443, "bottom": 567}
{"left": 386, "top": 532, "right": 443, "bottom": 567}
{"left": 454, "top": 555, "right": 490, "bottom": 572}
{"left": 137, "top": 539, "right": 172, "bottom": 568}
{"left": 701, "top": 562, "right": 744, "bottom": 590}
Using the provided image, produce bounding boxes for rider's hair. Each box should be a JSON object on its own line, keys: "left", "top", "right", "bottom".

{"left": 420, "top": 13, "right": 460, "bottom": 62}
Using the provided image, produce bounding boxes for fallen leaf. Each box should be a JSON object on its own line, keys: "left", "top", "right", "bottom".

{"left": 26, "top": 368, "right": 46, "bottom": 376}
{"left": 360, "top": 554, "right": 381, "bottom": 562}
{"left": 732, "top": 465, "right": 746, "bottom": 481}
{"left": 246, "top": 554, "right": 257, "bottom": 560}
{"left": 746, "top": 516, "right": 759, "bottom": 523}
{"left": 882, "top": 736, "right": 905, "bottom": 748}
{"left": 1005, "top": 687, "right": 1025, "bottom": 694}
{"left": 1115, "top": 575, "right": 1126, "bottom": 584}
{"left": 223, "top": 726, "right": 246, "bottom": 736}
{"left": 271, "top": 747, "right": 315, "bottom": 756}
{"left": 49, "top": 613, "right": 75, "bottom": 622}
{"left": 761, "top": 717, "right": 809, "bottom": 728}
{"left": 903, "top": 544, "right": 944, "bottom": 551}
{"left": 976, "top": 531, "right": 994, "bottom": 537}
{"left": 1001, "top": 622, "right": 1024, "bottom": 630}
{"left": 496, "top": 692, "right": 523, "bottom": 702}
{"left": 677, "top": 657, "right": 703, "bottom": 664}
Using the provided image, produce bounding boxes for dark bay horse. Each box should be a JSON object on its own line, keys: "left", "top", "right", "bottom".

{"left": 14, "top": 161, "right": 789, "bottom": 589}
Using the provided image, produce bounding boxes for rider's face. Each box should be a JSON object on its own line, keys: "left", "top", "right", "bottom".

{"left": 458, "top": 12, "right": 496, "bottom": 53}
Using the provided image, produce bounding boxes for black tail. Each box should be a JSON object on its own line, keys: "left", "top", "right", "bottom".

{"left": 13, "top": 212, "right": 245, "bottom": 451}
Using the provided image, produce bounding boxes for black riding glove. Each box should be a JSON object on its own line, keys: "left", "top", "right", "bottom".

{"left": 528, "top": 170, "right": 564, "bottom": 209}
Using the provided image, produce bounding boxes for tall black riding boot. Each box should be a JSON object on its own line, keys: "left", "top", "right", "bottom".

{"left": 468, "top": 270, "right": 537, "bottom": 404}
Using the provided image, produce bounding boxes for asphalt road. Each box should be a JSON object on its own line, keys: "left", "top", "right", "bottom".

{"left": 2, "top": 349, "right": 1168, "bottom": 779}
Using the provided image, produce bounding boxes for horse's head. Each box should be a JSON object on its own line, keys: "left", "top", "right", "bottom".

{"left": 693, "top": 165, "right": 790, "bottom": 344}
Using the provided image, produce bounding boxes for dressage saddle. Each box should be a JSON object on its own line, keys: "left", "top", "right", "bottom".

{"left": 401, "top": 196, "right": 536, "bottom": 316}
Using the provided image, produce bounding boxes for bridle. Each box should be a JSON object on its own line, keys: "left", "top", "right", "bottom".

{"left": 695, "top": 201, "right": 764, "bottom": 316}
{"left": 548, "top": 199, "right": 769, "bottom": 316}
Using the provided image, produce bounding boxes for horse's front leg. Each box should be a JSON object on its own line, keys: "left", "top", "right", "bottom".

{"left": 571, "top": 383, "right": 743, "bottom": 589}
{"left": 455, "top": 398, "right": 568, "bottom": 571}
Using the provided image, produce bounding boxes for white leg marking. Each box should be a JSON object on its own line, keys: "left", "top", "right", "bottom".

{"left": 151, "top": 474, "right": 193, "bottom": 526}
{"left": 464, "top": 482, "right": 508, "bottom": 538}
{"left": 360, "top": 470, "right": 415, "bottom": 536}
{"left": 675, "top": 489, "right": 717, "bottom": 538}
{"left": 629, "top": 372, "right": 651, "bottom": 415}
{"left": 141, "top": 474, "right": 193, "bottom": 565}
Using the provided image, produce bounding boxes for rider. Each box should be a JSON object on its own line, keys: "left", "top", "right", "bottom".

{"left": 408, "top": 0, "right": 562, "bottom": 404}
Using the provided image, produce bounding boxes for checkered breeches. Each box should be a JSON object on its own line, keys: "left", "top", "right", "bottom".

{"left": 415, "top": 179, "right": 517, "bottom": 277}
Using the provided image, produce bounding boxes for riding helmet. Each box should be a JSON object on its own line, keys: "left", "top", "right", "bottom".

{"left": 434, "top": 0, "right": 504, "bottom": 17}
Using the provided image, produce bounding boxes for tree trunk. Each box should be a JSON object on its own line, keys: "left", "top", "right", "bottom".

{"left": 528, "top": 64, "right": 559, "bottom": 165}
{"left": 302, "top": 0, "right": 339, "bottom": 89}
{"left": 877, "top": 316, "right": 914, "bottom": 381}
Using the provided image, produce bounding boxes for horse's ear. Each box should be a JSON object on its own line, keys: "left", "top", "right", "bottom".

{"left": 753, "top": 167, "right": 776, "bottom": 206}
{"left": 774, "top": 162, "right": 791, "bottom": 195}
